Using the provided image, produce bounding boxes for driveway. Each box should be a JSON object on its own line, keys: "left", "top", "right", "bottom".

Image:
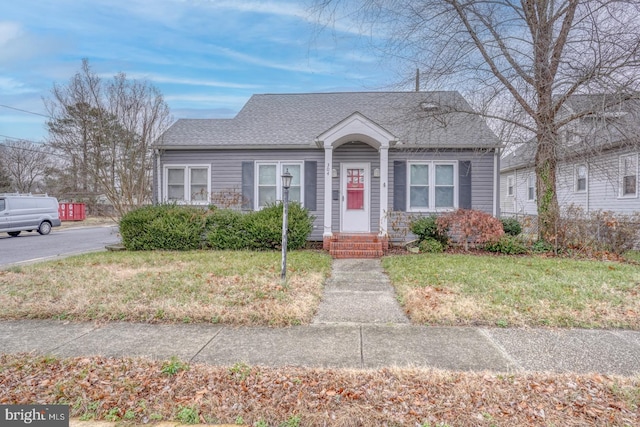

{"left": 0, "top": 224, "right": 120, "bottom": 268}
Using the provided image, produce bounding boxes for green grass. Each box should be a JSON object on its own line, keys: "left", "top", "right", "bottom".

{"left": 0, "top": 250, "right": 331, "bottom": 326}
{"left": 623, "top": 250, "right": 640, "bottom": 263}
{"left": 383, "top": 253, "right": 640, "bottom": 329}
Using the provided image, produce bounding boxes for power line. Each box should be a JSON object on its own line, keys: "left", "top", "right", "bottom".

{"left": 0, "top": 134, "right": 47, "bottom": 144}
{"left": 0, "top": 104, "right": 51, "bottom": 118}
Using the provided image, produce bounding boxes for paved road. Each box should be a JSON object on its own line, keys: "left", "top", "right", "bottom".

{"left": 0, "top": 225, "right": 120, "bottom": 268}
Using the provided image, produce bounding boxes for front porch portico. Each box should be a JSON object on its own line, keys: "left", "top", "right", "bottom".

{"left": 315, "top": 113, "right": 397, "bottom": 248}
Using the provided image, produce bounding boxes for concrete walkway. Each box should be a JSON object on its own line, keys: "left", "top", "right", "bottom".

{"left": 1, "top": 259, "right": 639, "bottom": 376}
{"left": 313, "top": 259, "right": 409, "bottom": 324}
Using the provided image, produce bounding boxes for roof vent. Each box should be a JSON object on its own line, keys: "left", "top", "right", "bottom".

{"left": 420, "top": 102, "right": 439, "bottom": 112}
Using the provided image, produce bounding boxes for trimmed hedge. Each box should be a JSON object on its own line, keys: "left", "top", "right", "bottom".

{"left": 121, "top": 203, "right": 314, "bottom": 251}
{"left": 120, "top": 204, "right": 207, "bottom": 251}
{"left": 205, "top": 203, "right": 313, "bottom": 251}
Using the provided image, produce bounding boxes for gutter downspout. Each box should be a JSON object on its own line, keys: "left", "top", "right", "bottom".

{"left": 155, "top": 149, "right": 162, "bottom": 204}
{"left": 494, "top": 148, "right": 501, "bottom": 217}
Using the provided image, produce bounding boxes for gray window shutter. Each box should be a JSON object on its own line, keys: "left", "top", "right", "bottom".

{"left": 459, "top": 160, "right": 472, "bottom": 209}
{"left": 241, "top": 161, "right": 254, "bottom": 210}
{"left": 393, "top": 160, "right": 406, "bottom": 211}
{"left": 304, "top": 161, "right": 317, "bottom": 211}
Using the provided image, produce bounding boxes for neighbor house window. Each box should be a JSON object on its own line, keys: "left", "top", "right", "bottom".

{"left": 507, "top": 176, "right": 514, "bottom": 197}
{"left": 575, "top": 165, "right": 587, "bottom": 192}
{"left": 527, "top": 174, "right": 535, "bottom": 201}
{"left": 256, "top": 162, "right": 303, "bottom": 209}
{"left": 620, "top": 154, "right": 638, "bottom": 197}
{"left": 408, "top": 161, "right": 456, "bottom": 211}
{"left": 165, "top": 165, "right": 211, "bottom": 203}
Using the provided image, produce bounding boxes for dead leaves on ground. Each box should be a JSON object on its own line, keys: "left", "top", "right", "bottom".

{"left": 1, "top": 354, "right": 638, "bottom": 426}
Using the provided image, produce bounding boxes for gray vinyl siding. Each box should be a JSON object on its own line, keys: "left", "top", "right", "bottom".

{"left": 331, "top": 142, "right": 380, "bottom": 233}
{"left": 388, "top": 148, "right": 496, "bottom": 214}
{"left": 501, "top": 147, "right": 640, "bottom": 216}
{"left": 159, "top": 149, "right": 326, "bottom": 240}
{"left": 159, "top": 146, "right": 500, "bottom": 242}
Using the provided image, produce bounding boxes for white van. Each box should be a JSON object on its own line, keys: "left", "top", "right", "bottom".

{"left": 0, "top": 194, "right": 62, "bottom": 237}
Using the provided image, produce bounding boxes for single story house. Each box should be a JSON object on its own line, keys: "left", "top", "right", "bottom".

{"left": 155, "top": 92, "right": 502, "bottom": 255}
{"left": 500, "top": 94, "right": 640, "bottom": 218}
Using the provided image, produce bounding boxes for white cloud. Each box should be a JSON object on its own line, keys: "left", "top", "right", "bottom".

{"left": 0, "top": 76, "right": 35, "bottom": 95}
{"left": 164, "top": 94, "right": 250, "bottom": 105}
{"left": 0, "top": 21, "right": 22, "bottom": 43}
{"left": 124, "top": 73, "right": 261, "bottom": 90}
{"left": 203, "top": 0, "right": 306, "bottom": 18}
{"left": 0, "top": 21, "right": 65, "bottom": 66}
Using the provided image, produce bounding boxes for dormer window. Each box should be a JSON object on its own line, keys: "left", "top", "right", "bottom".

{"left": 419, "top": 102, "right": 439, "bottom": 112}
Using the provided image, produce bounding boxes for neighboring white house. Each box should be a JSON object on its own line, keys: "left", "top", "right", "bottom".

{"left": 500, "top": 94, "right": 640, "bottom": 217}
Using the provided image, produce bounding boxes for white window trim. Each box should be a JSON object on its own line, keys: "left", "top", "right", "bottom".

{"left": 407, "top": 161, "right": 458, "bottom": 212}
{"left": 527, "top": 173, "right": 536, "bottom": 201}
{"left": 619, "top": 153, "right": 638, "bottom": 198}
{"left": 507, "top": 175, "right": 514, "bottom": 197}
{"left": 255, "top": 161, "right": 304, "bottom": 210}
{"left": 574, "top": 164, "right": 587, "bottom": 193}
{"left": 163, "top": 165, "right": 211, "bottom": 204}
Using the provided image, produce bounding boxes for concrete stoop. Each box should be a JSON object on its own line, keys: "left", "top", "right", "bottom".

{"left": 325, "top": 233, "right": 388, "bottom": 259}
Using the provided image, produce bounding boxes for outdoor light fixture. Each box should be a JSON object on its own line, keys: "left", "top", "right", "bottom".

{"left": 281, "top": 169, "right": 292, "bottom": 282}
{"left": 281, "top": 169, "right": 293, "bottom": 190}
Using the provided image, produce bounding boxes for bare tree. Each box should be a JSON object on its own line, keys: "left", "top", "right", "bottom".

{"left": 0, "top": 140, "right": 52, "bottom": 193}
{"left": 0, "top": 151, "right": 12, "bottom": 192}
{"left": 312, "top": 0, "right": 640, "bottom": 240}
{"left": 46, "top": 59, "right": 172, "bottom": 217}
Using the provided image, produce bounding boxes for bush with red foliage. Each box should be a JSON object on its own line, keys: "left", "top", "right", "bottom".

{"left": 437, "top": 209, "right": 504, "bottom": 250}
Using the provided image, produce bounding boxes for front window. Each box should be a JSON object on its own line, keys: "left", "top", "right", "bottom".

{"left": 165, "top": 165, "right": 211, "bottom": 203}
{"left": 408, "top": 161, "right": 456, "bottom": 211}
{"left": 507, "top": 176, "right": 514, "bottom": 197}
{"left": 435, "top": 164, "right": 454, "bottom": 208}
{"left": 256, "top": 162, "right": 303, "bottom": 209}
{"left": 409, "top": 164, "right": 429, "bottom": 209}
{"left": 620, "top": 154, "right": 638, "bottom": 197}
{"left": 575, "top": 165, "right": 587, "bottom": 192}
{"left": 528, "top": 174, "right": 535, "bottom": 201}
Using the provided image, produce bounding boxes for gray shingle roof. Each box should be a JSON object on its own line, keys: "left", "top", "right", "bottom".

{"left": 158, "top": 91, "right": 501, "bottom": 149}
{"left": 501, "top": 94, "right": 640, "bottom": 171}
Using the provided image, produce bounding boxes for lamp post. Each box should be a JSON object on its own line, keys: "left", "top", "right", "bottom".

{"left": 281, "top": 169, "right": 292, "bottom": 282}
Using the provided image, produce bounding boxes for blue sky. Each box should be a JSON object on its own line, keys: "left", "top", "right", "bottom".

{"left": 0, "top": 0, "right": 398, "bottom": 143}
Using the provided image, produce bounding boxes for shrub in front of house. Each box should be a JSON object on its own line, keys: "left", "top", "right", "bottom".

{"left": 501, "top": 217, "right": 522, "bottom": 236}
{"left": 204, "top": 202, "right": 314, "bottom": 251}
{"left": 484, "top": 235, "right": 529, "bottom": 255}
{"left": 437, "top": 209, "right": 504, "bottom": 250}
{"left": 122, "top": 203, "right": 314, "bottom": 251}
{"left": 120, "top": 204, "right": 207, "bottom": 251}
{"left": 243, "top": 202, "right": 314, "bottom": 251}
{"left": 418, "top": 237, "right": 445, "bottom": 253}
{"left": 205, "top": 208, "right": 249, "bottom": 250}
{"left": 409, "top": 215, "right": 449, "bottom": 247}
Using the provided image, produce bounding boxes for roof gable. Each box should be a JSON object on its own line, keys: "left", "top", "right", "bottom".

{"left": 315, "top": 112, "right": 397, "bottom": 149}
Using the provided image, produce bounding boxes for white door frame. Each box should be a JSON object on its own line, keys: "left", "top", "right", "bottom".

{"left": 340, "top": 162, "right": 370, "bottom": 232}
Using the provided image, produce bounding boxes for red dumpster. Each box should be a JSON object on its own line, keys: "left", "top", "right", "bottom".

{"left": 58, "top": 203, "right": 86, "bottom": 221}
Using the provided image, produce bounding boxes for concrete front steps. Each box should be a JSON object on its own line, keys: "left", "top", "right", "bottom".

{"left": 324, "top": 233, "right": 389, "bottom": 259}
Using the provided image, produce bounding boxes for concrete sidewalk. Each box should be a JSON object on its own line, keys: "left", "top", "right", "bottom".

{"left": 1, "top": 259, "right": 639, "bottom": 376}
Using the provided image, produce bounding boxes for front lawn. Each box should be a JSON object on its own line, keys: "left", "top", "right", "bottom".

{"left": 0, "top": 250, "right": 331, "bottom": 326}
{"left": 383, "top": 253, "right": 640, "bottom": 329}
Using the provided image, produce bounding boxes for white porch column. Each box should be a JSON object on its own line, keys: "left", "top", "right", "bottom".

{"left": 379, "top": 145, "right": 389, "bottom": 236}
{"left": 323, "top": 145, "right": 333, "bottom": 237}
